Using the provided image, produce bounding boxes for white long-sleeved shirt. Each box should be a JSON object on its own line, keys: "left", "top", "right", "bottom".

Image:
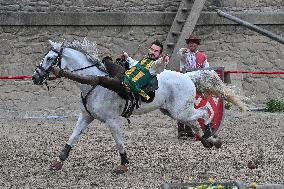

{"left": 178, "top": 48, "right": 209, "bottom": 72}
{"left": 127, "top": 56, "right": 166, "bottom": 75}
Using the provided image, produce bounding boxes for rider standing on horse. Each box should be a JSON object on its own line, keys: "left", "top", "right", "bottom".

{"left": 52, "top": 40, "right": 169, "bottom": 100}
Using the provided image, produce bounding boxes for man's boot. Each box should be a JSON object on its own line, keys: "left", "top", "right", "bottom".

{"left": 184, "top": 124, "right": 195, "bottom": 138}
{"left": 178, "top": 122, "right": 195, "bottom": 139}
{"left": 178, "top": 122, "right": 186, "bottom": 139}
{"left": 202, "top": 123, "right": 212, "bottom": 139}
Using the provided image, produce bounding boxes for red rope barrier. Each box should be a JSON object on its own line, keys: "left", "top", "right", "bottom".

{"left": 225, "top": 70, "right": 284, "bottom": 74}
{"left": 0, "top": 71, "right": 283, "bottom": 80}
{"left": 0, "top": 76, "right": 32, "bottom": 79}
{"left": 0, "top": 75, "right": 57, "bottom": 80}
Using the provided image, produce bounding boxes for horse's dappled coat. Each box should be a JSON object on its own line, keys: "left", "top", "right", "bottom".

{"left": 32, "top": 39, "right": 243, "bottom": 172}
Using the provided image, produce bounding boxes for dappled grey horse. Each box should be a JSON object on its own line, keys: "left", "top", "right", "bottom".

{"left": 32, "top": 40, "right": 230, "bottom": 173}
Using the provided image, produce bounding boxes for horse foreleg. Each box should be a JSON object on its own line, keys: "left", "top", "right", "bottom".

{"left": 106, "top": 118, "right": 129, "bottom": 174}
{"left": 50, "top": 112, "right": 94, "bottom": 171}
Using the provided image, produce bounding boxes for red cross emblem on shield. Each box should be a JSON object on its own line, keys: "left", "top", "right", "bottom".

{"left": 195, "top": 68, "right": 224, "bottom": 137}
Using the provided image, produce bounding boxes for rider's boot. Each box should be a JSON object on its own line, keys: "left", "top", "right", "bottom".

{"left": 102, "top": 56, "right": 125, "bottom": 78}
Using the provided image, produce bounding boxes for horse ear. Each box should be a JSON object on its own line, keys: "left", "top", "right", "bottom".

{"left": 48, "top": 40, "right": 56, "bottom": 48}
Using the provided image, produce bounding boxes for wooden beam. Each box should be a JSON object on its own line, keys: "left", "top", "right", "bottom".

{"left": 217, "top": 9, "right": 284, "bottom": 45}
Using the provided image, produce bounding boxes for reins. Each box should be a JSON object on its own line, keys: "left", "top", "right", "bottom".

{"left": 70, "top": 65, "right": 97, "bottom": 72}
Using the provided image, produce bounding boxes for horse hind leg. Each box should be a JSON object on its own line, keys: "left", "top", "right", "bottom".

{"left": 50, "top": 111, "right": 94, "bottom": 171}
{"left": 191, "top": 108, "right": 223, "bottom": 149}
{"left": 175, "top": 108, "right": 222, "bottom": 149}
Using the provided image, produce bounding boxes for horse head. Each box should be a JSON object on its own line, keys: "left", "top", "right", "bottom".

{"left": 32, "top": 40, "right": 64, "bottom": 85}
{"left": 32, "top": 39, "right": 106, "bottom": 85}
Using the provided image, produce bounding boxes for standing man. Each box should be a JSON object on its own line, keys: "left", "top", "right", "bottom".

{"left": 177, "top": 32, "right": 210, "bottom": 139}
{"left": 179, "top": 32, "right": 209, "bottom": 72}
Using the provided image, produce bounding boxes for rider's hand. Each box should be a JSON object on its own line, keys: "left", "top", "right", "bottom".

{"left": 121, "top": 51, "right": 129, "bottom": 60}
{"left": 179, "top": 48, "right": 188, "bottom": 55}
{"left": 160, "top": 54, "right": 170, "bottom": 66}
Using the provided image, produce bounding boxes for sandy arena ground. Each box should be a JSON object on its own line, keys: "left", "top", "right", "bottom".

{"left": 0, "top": 80, "right": 283, "bottom": 188}
{"left": 0, "top": 108, "right": 283, "bottom": 188}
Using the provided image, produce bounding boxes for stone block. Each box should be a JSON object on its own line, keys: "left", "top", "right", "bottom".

{"left": 5, "top": 5, "right": 20, "bottom": 11}
{"left": 256, "top": 59, "right": 274, "bottom": 70}
{"left": 274, "top": 59, "right": 284, "bottom": 70}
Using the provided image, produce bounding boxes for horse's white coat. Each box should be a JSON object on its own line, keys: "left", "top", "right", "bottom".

{"left": 33, "top": 41, "right": 212, "bottom": 155}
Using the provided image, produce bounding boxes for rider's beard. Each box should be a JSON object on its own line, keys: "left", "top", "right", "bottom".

{"left": 148, "top": 53, "right": 158, "bottom": 60}
{"left": 189, "top": 45, "right": 198, "bottom": 53}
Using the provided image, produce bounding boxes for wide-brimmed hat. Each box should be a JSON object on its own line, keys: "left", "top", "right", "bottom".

{"left": 185, "top": 32, "right": 201, "bottom": 45}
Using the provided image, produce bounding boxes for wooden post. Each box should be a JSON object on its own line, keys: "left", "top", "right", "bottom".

{"left": 217, "top": 9, "right": 284, "bottom": 45}
{"left": 167, "top": 0, "right": 207, "bottom": 71}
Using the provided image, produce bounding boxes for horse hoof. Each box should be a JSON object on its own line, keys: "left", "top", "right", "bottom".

{"left": 50, "top": 160, "right": 63, "bottom": 171}
{"left": 200, "top": 138, "right": 213, "bottom": 149}
{"left": 214, "top": 138, "right": 223, "bottom": 149}
{"left": 113, "top": 165, "right": 128, "bottom": 174}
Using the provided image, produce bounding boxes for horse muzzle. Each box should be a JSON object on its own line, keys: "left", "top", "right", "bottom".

{"left": 32, "top": 73, "right": 44, "bottom": 85}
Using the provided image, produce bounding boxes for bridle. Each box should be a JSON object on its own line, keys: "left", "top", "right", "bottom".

{"left": 34, "top": 46, "right": 101, "bottom": 92}
{"left": 34, "top": 47, "right": 64, "bottom": 83}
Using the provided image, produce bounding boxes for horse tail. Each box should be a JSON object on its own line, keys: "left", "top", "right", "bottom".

{"left": 187, "top": 70, "right": 248, "bottom": 112}
{"left": 210, "top": 83, "right": 249, "bottom": 112}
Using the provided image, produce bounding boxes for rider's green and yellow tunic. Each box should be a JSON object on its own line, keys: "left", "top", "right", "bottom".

{"left": 123, "top": 58, "right": 154, "bottom": 100}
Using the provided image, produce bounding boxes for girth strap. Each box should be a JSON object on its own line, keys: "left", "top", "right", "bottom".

{"left": 120, "top": 93, "right": 142, "bottom": 123}
{"left": 81, "top": 86, "right": 96, "bottom": 117}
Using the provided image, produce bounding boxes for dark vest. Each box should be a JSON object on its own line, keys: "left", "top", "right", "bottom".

{"left": 123, "top": 58, "right": 154, "bottom": 100}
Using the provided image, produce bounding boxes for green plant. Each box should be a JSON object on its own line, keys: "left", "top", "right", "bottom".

{"left": 265, "top": 99, "right": 284, "bottom": 112}
{"left": 224, "top": 101, "right": 232, "bottom": 110}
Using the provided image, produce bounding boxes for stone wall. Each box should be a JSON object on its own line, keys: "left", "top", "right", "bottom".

{"left": 0, "top": 0, "right": 283, "bottom": 12}
{"left": 0, "top": 0, "right": 283, "bottom": 106}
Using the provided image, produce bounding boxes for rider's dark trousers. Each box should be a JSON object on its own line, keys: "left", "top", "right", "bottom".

{"left": 60, "top": 57, "right": 127, "bottom": 96}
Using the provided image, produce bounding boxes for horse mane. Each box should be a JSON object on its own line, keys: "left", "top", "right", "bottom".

{"left": 63, "top": 38, "right": 99, "bottom": 64}
{"left": 58, "top": 38, "right": 107, "bottom": 73}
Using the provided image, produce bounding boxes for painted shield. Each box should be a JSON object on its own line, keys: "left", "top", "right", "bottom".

{"left": 194, "top": 68, "right": 224, "bottom": 137}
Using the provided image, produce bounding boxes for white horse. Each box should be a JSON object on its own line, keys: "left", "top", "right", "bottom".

{"left": 32, "top": 40, "right": 242, "bottom": 173}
